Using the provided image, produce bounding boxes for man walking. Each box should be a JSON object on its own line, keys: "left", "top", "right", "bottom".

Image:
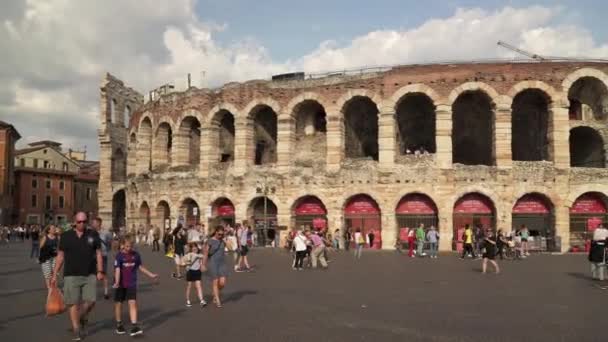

{"left": 426, "top": 225, "right": 439, "bottom": 258}
{"left": 460, "top": 224, "right": 476, "bottom": 259}
{"left": 92, "top": 217, "right": 112, "bottom": 300}
{"left": 235, "top": 224, "right": 251, "bottom": 272}
{"left": 307, "top": 231, "right": 328, "bottom": 269}
{"left": 51, "top": 212, "right": 104, "bottom": 341}
{"left": 416, "top": 224, "right": 426, "bottom": 257}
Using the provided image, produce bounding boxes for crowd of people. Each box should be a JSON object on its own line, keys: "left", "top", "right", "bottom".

{"left": 7, "top": 213, "right": 608, "bottom": 339}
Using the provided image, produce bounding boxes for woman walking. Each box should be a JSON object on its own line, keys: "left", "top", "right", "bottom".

{"left": 39, "top": 225, "right": 59, "bottom": 288}
{"left": 481, "top": 230, "right": 500, "bottom": 274}
{"left": 203, "top": 226, "right": 228, "bottom": 308}
{"left": 589, "top": 224, "right": 608, "bottom": 281}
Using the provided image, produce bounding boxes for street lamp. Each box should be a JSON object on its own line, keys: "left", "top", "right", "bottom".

{"left": 255, "top": 176, "right": 275, "bottom": 246}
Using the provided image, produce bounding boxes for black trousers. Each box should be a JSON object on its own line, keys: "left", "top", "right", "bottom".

{"left": 295, "top": 251, "right": 306, "bottom": 269}
{"left": 152, "top": 239, "right": 160, "bottom": 251}
{"left": 461, "top": 243, "right": 476, "bottom": 258}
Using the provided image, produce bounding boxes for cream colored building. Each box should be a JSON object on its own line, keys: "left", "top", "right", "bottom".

{"left": 97, "top": 62, "right": 608, "bottom": 252}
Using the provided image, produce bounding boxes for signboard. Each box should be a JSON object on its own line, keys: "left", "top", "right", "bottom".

{"left": 454, "top": 194, "right": 494, "bottom": 214}
{"left": 216, "top": 203, "right": 235, "bottom": 217}
{"left": 312, "top": 218, "right": 327, "bottom": 229}
{"left": 295, "top": 197, "right": 327, "bottom": 215}
{"left": 344, "top": 195, "right": 380, "bottom": 215}
{"left": 571, "top": 193, "right": 607, "bottom": 214}
{"left": 513, "top": 194, "right": 550, "bottom": 214}
{"left": 396, "top": 194, "right": 437, "bottom": 215}
{"left": 192, "top": 207, "right": 199, "bottom": 216}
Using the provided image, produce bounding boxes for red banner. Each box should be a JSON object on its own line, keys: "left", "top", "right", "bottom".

{"left": 454, "top": 194, "right": 494, "bottom": 214}
{"left": 396, "top": 194, "right": 437, "bottom": 214}
{"left": 513, "top": 194, "right": 550, "bottom": 214}
{"left": 587, "top": 217, "right": 602, "bottom": 231}
{"left": 213, "top": 199, "right": 235, "bottom": 217}
{"left": 571, "top": 193, "right": 607, "bottom": 214}
{"left": 312, "top": 218, "right": 327, "bottom": 229}
{"left": 295, "top": 197, "right": 327, "bottom": 215}
{"left": 344, "top": 195, "right": 380, "bottom": 215}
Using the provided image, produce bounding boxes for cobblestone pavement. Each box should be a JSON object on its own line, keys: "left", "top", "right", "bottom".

{"left": 0, "top": 243, "right": 604, "bottom": 342}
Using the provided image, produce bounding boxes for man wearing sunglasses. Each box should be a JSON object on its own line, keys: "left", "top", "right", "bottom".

{"left": 51, "top": 212, "right": 104, "bottom": 341}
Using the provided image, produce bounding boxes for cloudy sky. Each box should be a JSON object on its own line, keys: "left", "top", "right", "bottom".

{"left": 1, "top": 0, "right": 607, "bottom": 160}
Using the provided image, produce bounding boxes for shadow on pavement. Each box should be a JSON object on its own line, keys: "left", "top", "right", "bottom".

{"left": 0, "top": 267, "right": 38, "bottom": 277}
{"left": 223, "top": 290, "right": 258, "bottom": 304}
{"left": 143, "top": 308, "right": 186, "bottom": 332}
{"left": 567, "top": 272, "right": 591, "bottom": 281}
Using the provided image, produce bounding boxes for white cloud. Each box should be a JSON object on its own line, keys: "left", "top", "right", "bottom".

{"left": 1, "top": 2, "right": 607, "bottom": 160}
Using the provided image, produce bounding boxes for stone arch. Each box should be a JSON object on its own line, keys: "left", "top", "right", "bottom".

{"left": 393, "top": 89, "right": 437, "bottom": 155}
{"left": 341, "top": 93, "right": 380, "bottom": 161}
{"left": 448, "top": 82, "right": 503, "bottom": 106}
{"left": 242, "top": 98, "right": 281, "bottom": 120}
{"left": 112, "top": 189, "right": 126, "bottom": 230}
{"left": 137, "top": 112, "right": 155, "bottom": 130}
{"left": 508, "top": 81, "right": 563, "bottom": 106}
{"left": 389, "top": 84, "right": 443, "bottom": 107}
{"left": 153, "top": 119, "right": 173, "bottom": 168}
{"left": 283, "top": 92, "right": 330, "bottom": 119}
{"left": 139, "top": 201, "right": 151, "bottom": 226}
{"left": 335, "top": 89, "right": 383, "bottom": 115}
{"left": 393, "top": 191, "right": 440, "bottom": 213}
{"left": 569, "top": 126, "right": 605, "bottom": 168}
{"left": 176, "top": 114, "right": 202, "bottom": 167}
{"left": 562, "top": 68, "right": 608, "bottom": 93}
{"left": 111, "top": 148, "right": 127, "bottom": 182}
{"left": 136, "top": 116, "right": 153, "bottom": 173}
{"left": 566, "top": 186, "right": 608, "bottom": 208}
{"left": 249, "top": 103, "right": 278, "bottom": 165}
{"left": 451, "top": 86, "right": 497, "bottom": 165}
{"left": 511, "top": 188, "right": 561, "bottom": 210}
{"left": 155, "top": 200, "right": 172, "bottom": 230}
{"left": 511, "top": 87, "right": 552, "bottom": 161}
{"left": 449, "top": 187, "right": 501, "bottom": 219}
{"left": 206, "top": 103, "right": 240, "bottom": 125}
{"left": 207, "top": 106, "right": 236, "bottom": 163}
{"left": 178, "top": 196, "right": 201, "bottom": 227}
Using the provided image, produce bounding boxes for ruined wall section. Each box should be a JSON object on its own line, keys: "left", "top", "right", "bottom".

{"left": 98, "top": 73, "right": 143, "bottom": 227}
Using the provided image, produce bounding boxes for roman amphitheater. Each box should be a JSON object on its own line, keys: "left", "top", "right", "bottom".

{"left": 97, "top": 61, "right": 608, "bottom": 252}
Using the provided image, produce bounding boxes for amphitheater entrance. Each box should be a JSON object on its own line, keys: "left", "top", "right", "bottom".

{"left": 395, "top": 193, "right": 438, "bottom": 244}
{"left": 568, "top": 77, "right": 608, "bottom": 121}
{"left": 154, "top": 122, "right": 172, "bottom": 168}
{"left": 252, "top": 106, "right": 278, "bottom": 165}
{"left": 452, "top": 91, "right": 495, "bottom": 166}
{"left": 344, "top": 194, "right": 382, "bottom": 249}
{"left": 512, "top": 89, "right": 550, "bottom": 161}
{"left": 155, "top": 200, "right": 171, "bottom": 230}
{"left": 294, "top": 101, "right": 327, "bottom": 166}
{"left": 570, "top": 127, "right": 605, "bottom": 168}
{"left": 344, "top": 96, "right": 379, "bottom": 161}
{"left": 292, "top": 196, "right": 327, "bottom": 231}
{"left": 569, "top": 192, "right": 608, "bottom": 251}
{"left": 209, "top": 197, "right": 235, "bottom": 228}
{"left": 512, "top": 194, "right": 555, "bottom": 252}
{"left": 180, "top": 198, "right": 200, "bottom": 227}
{"left": 139, "top": 201, "right": 151, "bottom": 227}
{"left": 248, "top": 197, "right": 278, "bottom": 247}
{"left": 396, "top": 93, "right": 436, "bottom": 155}
{"left": 112, "top": 189, "right": 126, "bottom": 230}
{"left": 453, "top": 193, "right": 495, "bottom": 251}
{"left": 178, "top": 117, "right": 201, "bottom": 167}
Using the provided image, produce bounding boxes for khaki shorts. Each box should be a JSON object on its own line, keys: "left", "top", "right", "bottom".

{"left": 63, "top": 275, "right": 97, "bottom": 305}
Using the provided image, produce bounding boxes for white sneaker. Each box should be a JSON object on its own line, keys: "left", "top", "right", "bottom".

{"left": 200, "top": 300, "right": 207, "bottom": 307}
{"left": 186, "top": 300, "right": 192, "bottom": 307}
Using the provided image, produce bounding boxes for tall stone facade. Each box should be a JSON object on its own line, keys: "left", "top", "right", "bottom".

{"left": 98, "top": 62, "right": 608, "bottom": 252}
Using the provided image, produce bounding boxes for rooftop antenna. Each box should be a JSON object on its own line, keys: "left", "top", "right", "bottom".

{"left": 497, "top": 41, "right": 546, "bottom": 61}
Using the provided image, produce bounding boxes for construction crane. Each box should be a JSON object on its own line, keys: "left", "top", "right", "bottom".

{"left": 497, "top": 41, "right": 546, "bottom": 61}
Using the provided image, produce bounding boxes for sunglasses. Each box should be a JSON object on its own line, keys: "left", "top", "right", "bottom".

{"left": 76, "top": 220, "right": 87, "bottom": 224}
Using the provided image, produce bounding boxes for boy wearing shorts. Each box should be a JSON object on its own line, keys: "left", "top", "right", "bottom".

{"left": 113, "top": 237, "right": 158, "bottom": 336}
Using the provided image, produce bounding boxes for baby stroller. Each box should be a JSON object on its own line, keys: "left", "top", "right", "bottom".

{"left": 504, "top": 240, "right": 522, "bottom": 260}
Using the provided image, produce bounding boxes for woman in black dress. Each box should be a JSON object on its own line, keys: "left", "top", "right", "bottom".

{"left": 482, "top": 230, "right": 500, "bottom": 274}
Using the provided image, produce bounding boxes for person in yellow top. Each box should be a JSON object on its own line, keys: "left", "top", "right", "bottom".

{"left": 460, "top": 224, "right": 477, "bottom": 259}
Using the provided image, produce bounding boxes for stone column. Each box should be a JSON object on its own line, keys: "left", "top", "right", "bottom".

{"left": 435, "top": 105, "right": 452, "bottom": 169}
{"left": 495, "top": 105, "right": 512, "bottom": 168}
{"left": 325, "top": 113, "right": 344, "bottom": 172}
{"left": 550, "top": 106, "right": 571, "bottom": 169}
{"left": 200, "top": 125, "right": 218, "bottom": 178}
{"left": 98, "top": 140, "right": 113, "bottom": 226}
{"left": 378, "top": 112, "right": 396, "bottom": 170}
{"left": 277, "top": 116, "right": 295, "bottom": 171}
{"left": 438, "top": 206, "right": 453, "bottom": 251}
{"left": 555, "top": 203, "right": 570, "bottom": 253}
{"left": 234, "top": 117, "right": 253, "bottom": 176}
{"left": 380, "top": 212, "right": 396, "bottom": 250}
{"left": 172, "top": 132, "right": 190, "bottom": 167}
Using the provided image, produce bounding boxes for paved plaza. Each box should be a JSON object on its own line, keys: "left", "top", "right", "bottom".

{"left": 0, "top": 243, "right": 605, "bottom": 342}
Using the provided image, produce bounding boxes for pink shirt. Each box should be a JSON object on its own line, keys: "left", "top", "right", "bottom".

{"left": 310, "top": 234, "right": 323, "bottom": 247}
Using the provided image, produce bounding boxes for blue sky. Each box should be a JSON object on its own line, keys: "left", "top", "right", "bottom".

{"left": 195, "top": 0, "right": 608, "bottom": 61}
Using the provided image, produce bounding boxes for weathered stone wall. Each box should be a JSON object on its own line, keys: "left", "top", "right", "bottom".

{"left": 99, "top": 62, "right": 608, "bottom": 252}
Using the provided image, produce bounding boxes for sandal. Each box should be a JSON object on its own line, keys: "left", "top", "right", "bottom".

{"left": 213, "top": 298, "right": 222, "bottom": 308}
